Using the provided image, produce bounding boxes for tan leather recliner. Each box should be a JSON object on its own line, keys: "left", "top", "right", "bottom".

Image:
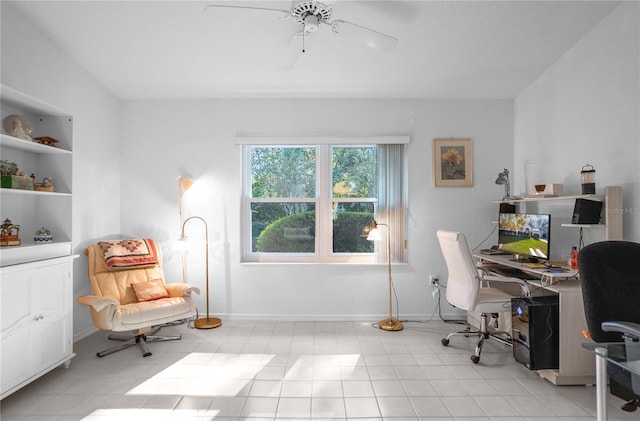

{"left": 78, "top": 241, "right": 199, "bottom": 357}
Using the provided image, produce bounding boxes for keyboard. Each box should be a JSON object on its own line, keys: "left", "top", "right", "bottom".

{"left": 480, "top": 248, "right": 511, "bottom": 255}
{"left": 486, "top": 266, "right": 535, "bottom": 280}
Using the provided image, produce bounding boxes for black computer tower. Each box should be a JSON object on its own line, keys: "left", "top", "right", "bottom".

{"left": 512, "top": 296, "right": 560, "bottom": 370}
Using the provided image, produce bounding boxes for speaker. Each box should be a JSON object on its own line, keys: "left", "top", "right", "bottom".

{"left": 572, "top": 199, "right": 603, "bottom": 224}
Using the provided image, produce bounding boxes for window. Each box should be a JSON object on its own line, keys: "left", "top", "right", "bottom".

{"left": 240, "top": 138, "right": 408, "bottom": 263}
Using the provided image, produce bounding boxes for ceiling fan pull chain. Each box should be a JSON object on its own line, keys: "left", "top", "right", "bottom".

{"left": 302, "top": 26, "right": 306, "bottom": 53}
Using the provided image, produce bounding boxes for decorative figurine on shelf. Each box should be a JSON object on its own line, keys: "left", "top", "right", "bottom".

{"left": 34, "top": 177, "right": 54, "bottom": 192}
{"left": 0, "top": 218, "right": 21, "bottom": 247}
{"left": 2, "top": 115, "right": 33, "bottom": 141}
{"left": 1, "top": 160, "right": 18, "bottom": 176}
{"left": 34, "top": 227, "right": 53, "bottom": 243}
{"left": 34, "top": 136, "right": 60, "bottom": 147}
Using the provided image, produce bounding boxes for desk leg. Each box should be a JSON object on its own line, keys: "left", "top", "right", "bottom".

{"left": 595, "top": 348, "right": 608, "bottom": 421}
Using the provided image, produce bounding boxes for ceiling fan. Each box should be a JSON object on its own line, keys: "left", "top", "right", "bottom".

{"left": 205, "top": 1, "right": 399, "bottom": 69}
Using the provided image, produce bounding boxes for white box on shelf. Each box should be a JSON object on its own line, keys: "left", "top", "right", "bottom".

{"left": 528, "top": 183, "right": 564, "bottom": 197}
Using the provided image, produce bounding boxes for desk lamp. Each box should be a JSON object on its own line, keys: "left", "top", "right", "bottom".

{"left": 367, "top": 221, "right": 403, "bottom": 331}
{"left": 495, "top": 168, "right": 518, "bottom": 200}
{"left": 180, "top": 216, "right": 222, "bottom": 329}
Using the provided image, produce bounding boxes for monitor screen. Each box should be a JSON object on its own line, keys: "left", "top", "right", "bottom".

{"left": 498, "top": 213, "right": 551, "bottom": 261}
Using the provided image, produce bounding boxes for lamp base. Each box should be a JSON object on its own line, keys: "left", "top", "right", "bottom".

{"left": 378, "top": 318, "right": 404, "bottom": 331}
{"left": 194, "top": 317, "right": 222, "bottom": 329}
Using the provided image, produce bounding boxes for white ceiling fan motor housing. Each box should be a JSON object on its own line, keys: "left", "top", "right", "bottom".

{"left": 291, "top": 1, "right": 332, "bottom": 32}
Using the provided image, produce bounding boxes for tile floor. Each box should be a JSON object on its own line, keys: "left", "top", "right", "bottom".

{"left": 0, "top": 320, "right": 636, "bottom": 420}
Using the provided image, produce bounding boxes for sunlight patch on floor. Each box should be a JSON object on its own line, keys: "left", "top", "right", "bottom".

{"left": 126, "top": 352, "right": 275, "bottom": 396}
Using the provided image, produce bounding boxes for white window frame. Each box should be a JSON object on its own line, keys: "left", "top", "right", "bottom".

{"left": 239, "top": 137, "right": 409, "bottom": 264}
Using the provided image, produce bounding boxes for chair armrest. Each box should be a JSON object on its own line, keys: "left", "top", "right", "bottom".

{"left": 77, "top": 295, "right": 118, "bottom": 312}
{"left": 165, "top": 283, "right": 200, "bottom": 297}
{"left": 482, "top": 275, "right": 531, "bottom": 297}
{"left": 602, "top": 321, "right": 640, "bottom": 341}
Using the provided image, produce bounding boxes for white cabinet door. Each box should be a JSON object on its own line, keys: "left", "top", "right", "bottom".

{"left": 0, "top": 269, "right": 34, "bottom": 395}
{"left": 0, "top": 257, "right": 75, "bottom": 398}
{"left": 31, "top": 261, "right": 73, "bottom": 372}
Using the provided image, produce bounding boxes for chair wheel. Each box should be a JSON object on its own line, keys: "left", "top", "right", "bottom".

{"left": 621, "top": 400, "right": 639, "bottom": 412}
{"left": 441, "top": 338, "right": 449, "bottom": 346}
{"left": 470, "top": 355, "right": 480, "bottom": 364}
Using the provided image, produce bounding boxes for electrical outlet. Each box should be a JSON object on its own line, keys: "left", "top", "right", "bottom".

{"left": 430, "top": 274, "right": 440, "bottom": 285}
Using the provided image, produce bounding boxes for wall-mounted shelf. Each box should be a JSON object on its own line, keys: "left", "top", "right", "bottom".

{"left": 492, "top": 193, "right": 604, "bottom": 204}
{"left": 1, "top": 134, "right": 72, "bottom": 155}
{"left": 0, "top": 241, "right": 72, "bottom": 267}
{"left": 493, "top": 186, "right": 622, "bottom": 241}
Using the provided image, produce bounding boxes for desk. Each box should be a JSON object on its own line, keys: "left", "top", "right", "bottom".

{"left": 473, "top": 253, "right": 595, "bottom": 385}
{"left": 582, "top": 342, "right": 640, "bottom": 420}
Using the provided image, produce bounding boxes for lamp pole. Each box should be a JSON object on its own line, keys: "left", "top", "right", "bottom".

{"left": 180, "top": 215, "right": 222, "bottom": 329}
{"left": 372, "top": 221, "right": 403, "bottom": 331}
{"left": 177, "top": 176, "right": 193, "bottom": 283}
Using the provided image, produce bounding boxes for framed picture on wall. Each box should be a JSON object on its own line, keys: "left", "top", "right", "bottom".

{"left": 433, "top": 138, "right": 473, "bottom": 187}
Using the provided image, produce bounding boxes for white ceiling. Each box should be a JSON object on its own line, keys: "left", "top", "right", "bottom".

{"left": 8, "top": 0, "right": 620, "bottom": 100}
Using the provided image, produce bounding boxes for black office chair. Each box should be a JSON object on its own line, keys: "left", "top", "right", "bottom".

{"left": 579, "top": 240, "right": 640, "bottom": 412}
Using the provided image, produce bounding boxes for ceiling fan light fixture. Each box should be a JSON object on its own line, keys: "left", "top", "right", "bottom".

{"left": 304, "top": 14, "right": 320, "bottom": 32}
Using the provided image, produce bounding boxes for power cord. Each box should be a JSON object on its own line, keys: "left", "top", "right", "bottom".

{"left": 431, "top": 279, "right": 466, "bottom": 325}
{"left": 472, "top": 223, "right": 498, "bottom": 251}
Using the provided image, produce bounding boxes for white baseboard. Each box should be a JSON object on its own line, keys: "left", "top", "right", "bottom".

{"left": 201, "top": 313, "right": 466, "bottom": 323}
{"left": 74, "top": 326, "right": 98, "bottom": 342}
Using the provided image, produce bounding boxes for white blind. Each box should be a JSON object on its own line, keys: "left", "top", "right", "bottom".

{"left": 235, "top": 136, "right": 410, "bottom": 145}
{"left": 377, "top": 144, "right": 408, "bottom": 263}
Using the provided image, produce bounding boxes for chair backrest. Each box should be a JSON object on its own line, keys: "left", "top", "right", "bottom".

{"left": 85, "top": 242, "right": 166, "bottom": 306}
{"left": 579, "top": 240, "right": 640, "bottom": 343}
{"left": 437, "top": 230, "right": 480, "bottom": 311}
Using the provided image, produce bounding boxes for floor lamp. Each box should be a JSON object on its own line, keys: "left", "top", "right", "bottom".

{"left": 180, "top": 215, "right": 222, "bottom": 329}
{"left": 368, "top": 221, "right": 404, "bottom": 331}
{"left": 177, "top": 176, "right": 194, "bottom": 283}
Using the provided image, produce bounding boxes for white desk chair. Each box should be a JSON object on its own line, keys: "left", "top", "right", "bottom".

{"left": 437, "top": 230, "right": 529, "bottom": 363}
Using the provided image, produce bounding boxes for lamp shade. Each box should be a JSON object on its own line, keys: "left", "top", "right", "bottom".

{"left": 495, "top": 169, "right": 509, "bottom": 185}
{"left": 367, "top": 228, "right": 381, "bottom": 242}
{"left": 178, "top": 176, "right": 194, "bottom": 191}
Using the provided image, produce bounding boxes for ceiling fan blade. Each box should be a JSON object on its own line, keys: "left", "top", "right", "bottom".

{"left": 205, "top": 4, "right": 292, "bottom": 19}
{"left": 330, "top": 20, "right": 398, "bottom": 51}
{"left": 280, "top": 32, "right": 309, "bottom": 70}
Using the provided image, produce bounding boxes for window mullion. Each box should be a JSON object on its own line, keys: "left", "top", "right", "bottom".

{"left": 315, "top": 145, "right": 331, "bottom": 261}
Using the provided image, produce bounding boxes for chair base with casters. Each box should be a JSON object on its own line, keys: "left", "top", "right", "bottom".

{"left": 441, "top": 312, "right": 512, "bottom": 364}
{"left": 97, "top": 324, "right": 184, "bottom": 358}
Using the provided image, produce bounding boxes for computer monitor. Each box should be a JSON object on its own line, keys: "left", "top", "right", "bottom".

{"left": 498, "top": 213, "right": 551, "bottom": 261}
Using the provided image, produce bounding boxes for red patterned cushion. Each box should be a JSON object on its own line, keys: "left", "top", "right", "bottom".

{"left": 98, "top": 239, "right": 159, "bottom": 268}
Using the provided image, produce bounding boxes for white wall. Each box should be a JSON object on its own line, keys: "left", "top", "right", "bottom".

{"left": 514, "top": 1, "right": 640, "bottom": 254}
{"left": 120, "top": 99, "right": 514, "bottom": 320}
{"left": 1, "top": 4, "right": 122, "bottom": 339}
